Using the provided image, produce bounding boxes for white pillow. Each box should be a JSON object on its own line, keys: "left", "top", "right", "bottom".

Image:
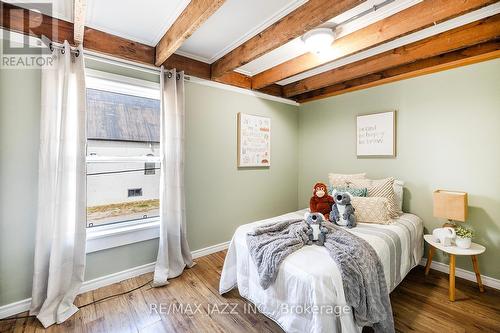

{"left": 351, "top": 197, "right": 392, "bottom": 224}
{"left": 328, "top": 173, "right": 367, "bottom": 187}
{"left": 393, "top": 180, "right": 404, "bottom": 213}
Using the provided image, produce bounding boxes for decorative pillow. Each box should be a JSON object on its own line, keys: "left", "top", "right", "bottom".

{"left": 351, "top": 197, "right": 393, "bottom": 224}
{"left": 347, "top": 177, "right": 400, "bottom": 218}
{"left": 393, "top": 180, "right": 404, "bottom": 213}
{"left": 328, "top": 185, "right": 367, "bottom": 197}
{"left": 328, "top": 173, "right": 367, "bottom": 187}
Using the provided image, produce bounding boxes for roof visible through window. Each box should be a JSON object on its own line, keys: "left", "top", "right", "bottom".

{"left": 86, "top": 88, "right": 160, "bottom": 143}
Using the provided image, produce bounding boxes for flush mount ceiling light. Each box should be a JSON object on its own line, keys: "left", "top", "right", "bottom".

{"left": 301, "top": 28, "right": 335, "bottom": 55}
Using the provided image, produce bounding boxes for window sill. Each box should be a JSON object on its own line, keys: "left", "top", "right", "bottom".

{"left": 86, "top": 218, "right": 160, "bottom": 253}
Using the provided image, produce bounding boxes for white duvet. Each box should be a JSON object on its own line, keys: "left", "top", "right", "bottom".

{"left": 219, "top": 209, "right": 424, "bottom": 333}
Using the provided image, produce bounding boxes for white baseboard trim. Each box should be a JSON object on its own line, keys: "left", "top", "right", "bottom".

{"left": 419, "top": 258, "right": 500, "bottom": 290}
{"left": 0, "top": 240, "right": 230, "bottom": 319}
{"left": 192, "top": 240, "right": 230, "bottom": 259}
{"left": 0, "top": 299, "right": 32, "bottom": 321}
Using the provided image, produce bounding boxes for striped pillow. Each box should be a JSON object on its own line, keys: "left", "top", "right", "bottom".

{"left": 348, "top": 177, "right": 400, "bottom": 218}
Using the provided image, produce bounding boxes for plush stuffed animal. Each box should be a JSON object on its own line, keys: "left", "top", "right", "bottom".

{"left": 304, "top": 212, "right": 329, "bottom": 246}
{"left": 309, "top": 182, "right": 334, "bottom": 220}
{"left": 330, "top": 191, "right": 356, "bottom": 228}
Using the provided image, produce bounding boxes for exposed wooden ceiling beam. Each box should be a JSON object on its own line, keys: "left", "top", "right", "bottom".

{"left": 82, "top": 27, "right": 155, "bottom": 64}
{"left": 161, "top": 55, "right": 255, "bottom": 90}
{"left": 252, "top": 0, "right": 497, "bottom": 90}
{"left": 284, "top": 15, "right": 500, "bottom": 98}
{"left": 213, "top": 71, "right": 251, "bottom": 89}
{"left": 162, "top": 53, "right": 211, "bottom": 80}
{"left": 73, "top": 0, "right": 86, "bottom": 44}
{"left": 293, "top": 41, "right": 500, "bottom": 103}
{"left": 258, "top": 84, "right": 283, "bottom": 98}
{"left": 155, "top": 0, "right": 225, "bottom": 66}
{"left": 210, "top": 0, "right": 364, "bottom": 79}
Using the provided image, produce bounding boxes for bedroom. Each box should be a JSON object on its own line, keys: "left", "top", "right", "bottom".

{"left": 0, "top": 0, "right": 499, "bottom": 332}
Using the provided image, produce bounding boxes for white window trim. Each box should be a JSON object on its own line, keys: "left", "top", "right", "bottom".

{"left": 86, "top": 218, "right": 160, "bottom": 253}
{"left": 85, "top": 70, "right": 162, "bottom": 252}
{"left": 86, "top": 155, "right": 161, "bottom": 163}
{"left": 86, "top": 68, "right": 160, "bottom": 100}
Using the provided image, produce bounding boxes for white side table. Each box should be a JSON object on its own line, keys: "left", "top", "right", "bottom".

{"left": 423, "top": 234, "right": 485, "bottom": 301}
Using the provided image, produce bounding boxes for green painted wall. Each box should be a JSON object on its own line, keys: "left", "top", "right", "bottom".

{"left": 298, "top": 59, "right": 500, "bottom": 279}
{"left": 0, "top": 59, "right": 298, "bottom": 306}
{"left": 184, "top": 83, "right": 299, "bottom": 249}
{"left": 0, "top": 63, "right": 41, "bottom": 308}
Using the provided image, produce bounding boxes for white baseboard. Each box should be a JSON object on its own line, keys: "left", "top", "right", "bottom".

{"left": 192, "top": 240, "right": 230, "bottom": 259}
{"left": 419, "top": 258, "right": 500, "bottom": 290}
{"left": 0, "top": 240, "right": 230, "bottom": 319}
{"left": 0, "top": 299, "right": 32, "bottom": 321}
{"left": 79, "top": 262, "right": 156, "bottom": 294}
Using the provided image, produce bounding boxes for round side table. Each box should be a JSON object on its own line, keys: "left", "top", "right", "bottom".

{"left": 423, "top": 234, "right": 486, "bottom": 301}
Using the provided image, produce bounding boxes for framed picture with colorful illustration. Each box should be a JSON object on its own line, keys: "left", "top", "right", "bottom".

{"left": 237, "top": 113, "right": 271, "bottom": 167}
{"left": 356, "top": 111, "right": 396, "bottom": 157}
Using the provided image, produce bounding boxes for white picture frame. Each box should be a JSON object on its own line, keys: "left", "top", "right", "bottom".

{"left": 356, "top": 111, "right": 396, "bottom": 157}
{"left": 237, "top": 113, "right": 271, "bottom": 167}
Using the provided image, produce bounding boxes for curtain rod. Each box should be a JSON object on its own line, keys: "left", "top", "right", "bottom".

{"left": 49, "top": 42, "right": 81, "bottom": 57}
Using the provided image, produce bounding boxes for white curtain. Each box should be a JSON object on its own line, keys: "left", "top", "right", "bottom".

{"left": 29, "top": 41, "right": 87, "bottom": 328}
{"left": 153, "top": 68, "right": 194, "bottom": 287}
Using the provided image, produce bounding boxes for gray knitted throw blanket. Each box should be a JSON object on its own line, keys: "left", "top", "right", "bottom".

{"left": 247, "top": 219, "right": 394, "bottom": 333}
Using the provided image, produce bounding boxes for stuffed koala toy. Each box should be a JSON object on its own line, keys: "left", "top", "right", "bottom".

{"left": 330, "top": 191, "right": 356, "bottom": 228}
{"left": 304, "top": 212, "right": 329, "bottom": 246}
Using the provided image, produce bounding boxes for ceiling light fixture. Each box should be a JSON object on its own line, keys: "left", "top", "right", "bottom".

{"left": 301, "top": 28, "right": 335, "bottom": 56}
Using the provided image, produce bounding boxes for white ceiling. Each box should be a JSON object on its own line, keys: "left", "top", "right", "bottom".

{"left": 85, "top": 0, "right": 191, "bottom": 46}
{"left": 176, "top": 0, "right": 307, "bottom": 63}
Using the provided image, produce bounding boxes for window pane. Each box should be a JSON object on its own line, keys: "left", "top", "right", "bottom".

{"left": 87, "top": 88, "right": 160, "bottom": 150}
{"left": 87, "top": 161, "right": 159, "bottom": 227}
{"left": 86, "top": 87, "right": 161, "bottom": 228}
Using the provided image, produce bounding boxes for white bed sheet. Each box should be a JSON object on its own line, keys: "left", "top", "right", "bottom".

{"left": 219, "top": 209, "right": 424, "bottom": 333}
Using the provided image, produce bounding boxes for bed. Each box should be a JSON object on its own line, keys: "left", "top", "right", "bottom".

{"left": 219, "top": 208, "right": 424, "bottom": 333}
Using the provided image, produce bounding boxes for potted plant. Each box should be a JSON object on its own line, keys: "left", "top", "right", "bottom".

{"left": 455, "top": 225, "right": 474, "bottom": 249}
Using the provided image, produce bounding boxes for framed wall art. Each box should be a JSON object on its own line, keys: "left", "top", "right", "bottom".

{"left": 237, "top": 113, "right": 271, "bottom": 167}
{"left": 356, "top": 111, "right": 396, "bottom": 157}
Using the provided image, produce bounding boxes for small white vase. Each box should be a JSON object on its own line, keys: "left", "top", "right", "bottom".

{"left": 455, "top": 236, "right": 472, "bottom": 249}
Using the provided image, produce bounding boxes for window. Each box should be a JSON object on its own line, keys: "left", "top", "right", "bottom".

{"left": 128, "top": 188, "right": 143, "bottom": 197}
{"left": 85, "top": 70, "right": 161, "bottom": 229}
{"left": 144, "top": 153, "right": 156, "bottom": 175}
{"left": 144, "top": 162, "right": 156, "bottom": 175}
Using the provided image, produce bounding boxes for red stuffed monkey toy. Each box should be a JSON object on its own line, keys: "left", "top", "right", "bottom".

{"left": 309, "top": 182, "right": 334, "bottom": 220}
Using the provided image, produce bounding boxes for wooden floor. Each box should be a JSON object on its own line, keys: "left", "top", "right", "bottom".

{"left": 2, "top": 250, "right": 499, "bottom": 333}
